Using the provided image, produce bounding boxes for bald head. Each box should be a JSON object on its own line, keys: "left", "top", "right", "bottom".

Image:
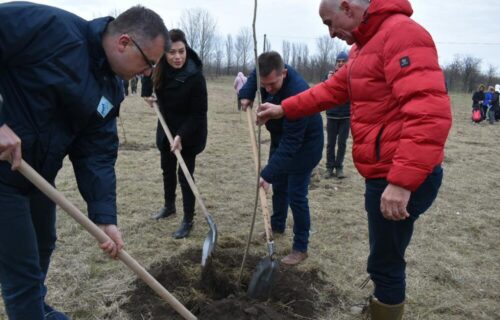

{"left": 318, "top": 0, "right": 370, "bottom": 44}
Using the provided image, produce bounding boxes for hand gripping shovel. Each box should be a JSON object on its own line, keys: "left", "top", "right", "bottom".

{"left": 152, "top": 102, "right": 217, "bottom": 267}
{"left": 15, "top": 160, "right": 196, "bottom": 320}
{"left": 244, "top": 109, "right": 279, "bottom": 300}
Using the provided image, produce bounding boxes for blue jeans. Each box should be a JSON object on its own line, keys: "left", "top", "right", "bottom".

{"left": 365, "top": 166, "right": 443, "bottom": 304}
{"left": 0, "top": 181, "right": 57, "bottom": 319}
{"left": 271, "top": 172, "right": 312, "bottom": 252}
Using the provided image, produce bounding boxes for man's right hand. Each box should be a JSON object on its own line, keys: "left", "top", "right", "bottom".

{"left": 240, "top": 99, "right": 253, "bottom": 111}
{"left": 0, "top": 124, "right": 21, "bottom": 170}
{"left": 256, "top": 102, "right": 285, "bottom": 125}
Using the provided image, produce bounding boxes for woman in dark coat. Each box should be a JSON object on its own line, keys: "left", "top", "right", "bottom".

{"left": 151, "top": 29, "right": 208, "bottom": 239}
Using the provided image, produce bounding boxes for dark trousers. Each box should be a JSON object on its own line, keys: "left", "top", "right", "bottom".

{"left": 268, "top": 133, "right": 312, "bottom": 252}
{"left": 0, "top": 182, "right": 57, "bottom": 319}
{"left": 271, "top": 172, "right": 312, "bottom": 252}
{"left": 326, "top": 118, "right": 350, "bottom": 170}
{"left": 364, "top": 166, "right": 443, "bottom": 305}
{"left": 160, "top": 150, "right": 196, "bottom": 220}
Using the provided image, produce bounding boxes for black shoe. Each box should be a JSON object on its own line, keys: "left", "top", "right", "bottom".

{"left": 152, "top": 204, "right": 176, "bottom": 220}
{"left": 323, "top": 168, "right": 334, "bottom": 179}
{"left": 173, "top": 220, "right": 193, "bottom": 239}
{"left": 336, "top": 168, "right": 345, "bottom": 179}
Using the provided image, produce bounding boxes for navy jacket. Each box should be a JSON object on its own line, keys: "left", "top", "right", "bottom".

{"left": 238, "top": 65, "right": 323, "bottom": 182}
{"left": 0, "top": 2, "right": 123, "bottom": 224}
{"left": 326, "top": 101, "right": 350, "bottom": 119}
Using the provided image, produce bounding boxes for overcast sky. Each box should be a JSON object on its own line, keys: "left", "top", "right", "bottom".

{"left": 4, "top": 0, "right": 500, "bottom": 75}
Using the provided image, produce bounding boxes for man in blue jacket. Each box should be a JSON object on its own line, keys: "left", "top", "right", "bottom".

{"left": 0, "top": 3, "right": 168, "bottom": 319}
{"left": 239, "top": 52, "right": 323, "bottom": 265}
{"left": 324, "top": 51, "right": 350, "bottom": 179}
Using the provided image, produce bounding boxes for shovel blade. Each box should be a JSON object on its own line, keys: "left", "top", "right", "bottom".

{"left": 247, "top": 256, "right": 279, "bottom": 300}
{"left": 201, "top": 214, "right": 218, "bottom": 267}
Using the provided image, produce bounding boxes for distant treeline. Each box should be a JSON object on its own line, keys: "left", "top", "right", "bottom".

{"left": 179, "top": 8, "right": 498, "bottom": 91}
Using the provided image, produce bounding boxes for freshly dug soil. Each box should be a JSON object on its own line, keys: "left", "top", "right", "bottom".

{"left": 123, "top": 238, "right": 339, "bottom": 319}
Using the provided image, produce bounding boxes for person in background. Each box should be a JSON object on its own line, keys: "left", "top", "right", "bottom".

{"left": 130, "top": 75, "right": 138, "bottom": 94}
{"left": 0, "top": 2, "right": 168, "bottom": 319}
{"left": 234, "top": 72, "right": 247, "bottom": 111}
{"left": 484, "top": 86, "right": 495, "bottom": 124}
{"left": 256, "top": 0, "right": 452, "bottom": 318}
{"left": 488, "top": 86, "right": 499, "bottom": 124}
{"left": 148, "top": 29, "right": 208, "bottom": 240}
{"left": 324, "top": 51, "right": 350, "bottom": 179}
{"left": 472, "top": 84, "right": 485, "bottom": 121}
{"left": 495, "top": 85, "right": 500, "bottom": 121}
{"left": 123, "top": 78, "right": 130, "bottom": 96}
{"left": 239, "top": 51, "right": 323, "bottom": 266}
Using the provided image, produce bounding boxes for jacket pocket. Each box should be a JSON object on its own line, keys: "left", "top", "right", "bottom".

{"left": 375, "top": 125, "right": 385, "bottom": 161}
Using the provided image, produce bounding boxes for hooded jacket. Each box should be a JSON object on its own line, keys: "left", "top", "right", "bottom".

{"left": 281, "top": 0, "right": 452, "bottom": 191}
{"left": 155, "top": 47, "right": 208, "bottom": 155}
{"left": 0, "top": 2, "right": 123, "bottom": 224}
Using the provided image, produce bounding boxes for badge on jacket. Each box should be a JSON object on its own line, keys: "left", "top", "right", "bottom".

{"left": 400, "top": 56, "right": 411, "bottom": 68}
{"left": 97, "top": 96, "right": 114, "bottom": 118}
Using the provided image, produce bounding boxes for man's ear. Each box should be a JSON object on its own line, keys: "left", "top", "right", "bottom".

{"left": 282, "top": 69, "right": 288, "bottom": 79}
{"left": 117, "top": 34, "right": 130, "bottom": 53}
{"left": 340, "top": 0, "right": 353, "bottom": 17}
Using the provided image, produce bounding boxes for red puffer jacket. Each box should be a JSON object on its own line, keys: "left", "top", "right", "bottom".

{"left": 282, "top": 0, "right": 452, "bottom": 191}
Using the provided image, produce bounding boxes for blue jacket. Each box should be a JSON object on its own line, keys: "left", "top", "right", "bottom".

{"left": 326, "top": 101, "right": 350, "bottom": 119}
{"left": 0, "top": 2, "right": 123, "bottom": 224}
{"left": 237, "top": 65, "right": 323, "bottom": 181}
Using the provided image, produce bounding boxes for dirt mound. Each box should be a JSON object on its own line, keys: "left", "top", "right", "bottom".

{"left": 122, "top": 238, "right": 339, "bottom": 319}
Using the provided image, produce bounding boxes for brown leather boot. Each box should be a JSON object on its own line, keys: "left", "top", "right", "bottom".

{"left": 369, "top": 297, "right": 404, "bottom": 320}
{"left": 281, "top": 250, "right": 308, "bottom": 266}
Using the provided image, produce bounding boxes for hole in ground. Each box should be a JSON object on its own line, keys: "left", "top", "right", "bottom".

{"left": 122, "top": 237, "right": 339, "bottom": 319}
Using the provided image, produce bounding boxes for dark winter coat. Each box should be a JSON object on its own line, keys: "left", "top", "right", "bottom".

{"left": 237, "top": 64, "right": 323, "bottom": 181}
{"left": 326, "top": 101, "right": 350, "bottom": 118}
{"left": 0, "top": 2, "right": 123, "bottom": 224}
{"left": 472, "top": 90, "right": 485, "bottom": 109}
{"left": 155, "top": 47, "right": 208, "bottom": 156}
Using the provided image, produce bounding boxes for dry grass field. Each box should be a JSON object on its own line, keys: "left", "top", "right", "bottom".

{"left": 1, "top": 76, "right": 498, "bottom": 319}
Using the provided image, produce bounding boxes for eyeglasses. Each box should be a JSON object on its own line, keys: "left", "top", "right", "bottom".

{"left": 130, "top": 37, "right": 156, "bottom": 69}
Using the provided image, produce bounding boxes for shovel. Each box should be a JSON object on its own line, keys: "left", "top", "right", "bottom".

{"left": 244, "top": 109, "right": 279, "bottom": 300}
{"left": 15, "top": 160, "right": 196, "bottom": 320}
{"left": 152, "top": 102, "right": 217, "bottom": 267}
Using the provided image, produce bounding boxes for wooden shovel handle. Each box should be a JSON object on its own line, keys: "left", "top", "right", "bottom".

{"left": 245, "top": 109, "right": 274, "bottom": 243}
{"left": 17, "top": 160, "right": 197, "bottom": 320}
{"left": 153, "top": 103, "right": 211, "bottom": 220}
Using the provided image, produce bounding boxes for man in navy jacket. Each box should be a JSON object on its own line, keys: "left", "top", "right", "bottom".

{"left": 0, "top": 3, "right": 168, "bottom": 319}
{"left": 324, "top": 51, "right": 350, "bottom": 179}
{"left": 239, "top": 52, "right": 323, "bottom": 265}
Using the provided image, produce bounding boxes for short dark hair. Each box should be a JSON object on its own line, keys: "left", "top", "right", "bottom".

{"left": 107, "top": 6, "right": 169, "bottom": 50}
{"left": 168, "top": 29, "right": 188, "bottom": 47}
{"left": 258, "top": 51, "right": 284, "bottom": 77}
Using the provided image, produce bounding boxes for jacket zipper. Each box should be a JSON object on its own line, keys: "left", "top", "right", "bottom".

{"left": 375, "top": 125, "right": 385, "bottom": 161}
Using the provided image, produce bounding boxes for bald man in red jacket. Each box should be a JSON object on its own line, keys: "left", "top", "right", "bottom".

{"left": 256, "top": 0, "right": 452, "bottom": 319}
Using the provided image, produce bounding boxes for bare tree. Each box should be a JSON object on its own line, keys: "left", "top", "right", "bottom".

{"left": 179, "top": 8, "right": 217, "bottom": 64}
{"left": 315, "top": 35, "right": 343, "bottom": 80}
{"left": 461, "top": 55, "right": 482, "bottom": 92}
{"left": 235, "top": 27, "right": 252, "bottom": 74}
{"left": 263, "top": 34, "right": 272, "bottom": 52}
{"left": 213, "top": 35, "right": 224, "bottom": 76}
{"left": 485, "top": 64, "right": 497, "bottom": 86}
{"left": 282, "top": 40, "right": 291, "bottom": 64}
{"left": 225, "top": 34, "right": 234, "bottom": 75}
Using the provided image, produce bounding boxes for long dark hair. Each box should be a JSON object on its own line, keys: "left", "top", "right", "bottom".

{"left": 152, "top": 29, "right": 188, "bottom": 89}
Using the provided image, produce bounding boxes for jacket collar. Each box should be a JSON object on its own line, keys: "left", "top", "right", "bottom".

{"left": 352, "top": 0, "right": 413, "bottom": 46}
{"left": 87, "top": 17, "right": 114, "bottom": 79}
